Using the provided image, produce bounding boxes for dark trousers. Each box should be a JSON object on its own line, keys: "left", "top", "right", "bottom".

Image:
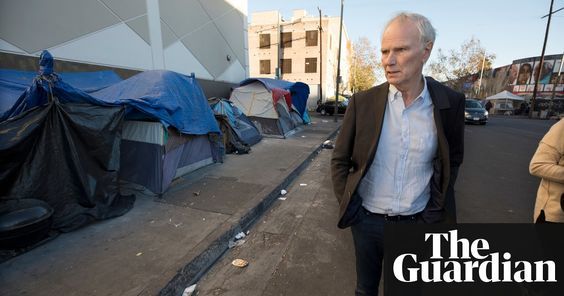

{"left": 350, "top": 208, "right": 419, "bottom": 296}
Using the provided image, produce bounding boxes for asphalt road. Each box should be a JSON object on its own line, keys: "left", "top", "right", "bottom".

{"left": 457, "top": 116, "right": 557, "bottom": 223}
{"left": 193, "top": 116, "right": 558, "bottom": 295}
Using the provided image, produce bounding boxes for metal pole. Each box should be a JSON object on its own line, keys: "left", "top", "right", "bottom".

{"left": 334, "top": 0, "right": 344, "bottom": 122}
{"left": 318, "top": 7, "right": 323, "bottom": 105}
{"left": 530, "top": 0, "right": 554, "bottom": 118}
{"left": 549, "top": 52, "right": 564, "bottom": 115}
{"left": 276, "top": 13, "right": 281, "bottom": 79}
{"left": 477, "top": 51, "right": 486, "bottom": 98}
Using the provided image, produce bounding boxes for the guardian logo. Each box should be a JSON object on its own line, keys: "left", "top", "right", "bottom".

{"left": 393, "top": 230, "right": 557, "bottom": 283}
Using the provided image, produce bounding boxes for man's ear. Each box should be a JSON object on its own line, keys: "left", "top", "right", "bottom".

{"left": 422, "top": 41, "right": 433, "bottom": 64}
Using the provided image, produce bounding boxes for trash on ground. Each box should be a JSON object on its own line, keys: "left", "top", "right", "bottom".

{"left": 280, "top": 189, "right": 287, "bottom": 195}
{"left": 322, "top": 140, "right": 334, "bottom": 149}
{"left": 301, "top": 135, "right": 306, "bottom": 138}
{"left": 300, "top": 183, "right": 307, "bottom": 186}
{"left": 235, "top": 232, "right": 246, "bottom": 240}
{"left": 136, "top": 252, "right": 143, "bottom": 256}
{"left": 322, "top": 120, "right": 329, "bottom": 123}
{"left": 228, "top": 239, "right": 246, "bottom": 248}
{"left": 193, "top": 191, "right": 200, "bottom": 196}
{"left": 182, "top": 284, "right": 197, "bottom": 296}
{"left": 232, "top": 258, "right": 249, "bottom": 268}
{"left": 278, "top": 197, "right": 287, "bottom": 201}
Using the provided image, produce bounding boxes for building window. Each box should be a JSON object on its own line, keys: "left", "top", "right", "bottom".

{"left": 305, "top": 58, "right": 317, "bottom": 73}
{"left": 306, "top": 30, "right": 318, "bottom": 46}
{"left": 259, "top": 34, "right": 270, "bottom": 49}
{"left": 280, "top": 59, "right": 292, "bottom": 74}
{"left": 260, "top": 60, "right": 271, "bottom": 74}
{"left": 281, "top": 32, "right": 292, "bottom": 48}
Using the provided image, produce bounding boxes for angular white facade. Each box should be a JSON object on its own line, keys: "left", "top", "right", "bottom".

{"left": 0, "top": 0, "right": 249, "bottom": 84}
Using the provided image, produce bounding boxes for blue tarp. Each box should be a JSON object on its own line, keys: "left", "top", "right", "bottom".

{"left": 239, "top": 78, "right": 311, "bottom": 123}
{"left": 91, "top": 70, "right": 219, "bottom": 135}
{"left": 1, "top": 51, "right": 219, "bottom": 135}
{"left": 0, "top": 69, "right": 122, "bottom": 115}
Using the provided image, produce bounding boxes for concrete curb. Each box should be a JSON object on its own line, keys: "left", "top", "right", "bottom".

{"left": 159, "top": 126, "right": 341, "bottom": 296}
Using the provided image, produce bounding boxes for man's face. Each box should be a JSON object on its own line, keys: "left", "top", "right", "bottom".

{"left": 381, "top": 20, "right": 432, "bottom": 89}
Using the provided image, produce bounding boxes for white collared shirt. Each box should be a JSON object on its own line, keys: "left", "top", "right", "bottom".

{"left": 357, "top": 77, "right": 438, "bottom": 215}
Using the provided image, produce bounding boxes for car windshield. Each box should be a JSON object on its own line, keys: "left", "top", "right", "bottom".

{"left": 465, "top": 101, "right": 482, "bottom": 108}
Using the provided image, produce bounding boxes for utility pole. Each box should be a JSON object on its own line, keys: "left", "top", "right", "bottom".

{"left": 477, "top": 51, "right": 486, "bottom": 98}
{"left": 334, "top": 0, "right": 344, "bottom": 122}
{"left": 530, "top": 0, "right": 554, "bottom": 118}
{"left": 318, "top": 7, "right": 323, "bottom": 104}
{"left": 276, "top": 13, "right": 281, "bottom": 79}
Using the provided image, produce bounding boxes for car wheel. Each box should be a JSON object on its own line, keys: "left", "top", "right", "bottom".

{"left": 320, "top": 109, "right": 327, "bottom": 115}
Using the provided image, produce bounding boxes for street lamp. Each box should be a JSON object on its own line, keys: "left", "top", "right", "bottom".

{"left": 477, "top": 50, "right": 486, "bottom": 98}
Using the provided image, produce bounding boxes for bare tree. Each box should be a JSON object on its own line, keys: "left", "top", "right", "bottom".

{"left": 349, "top": 37, "right": 381, "bottom": 93}
{"left": 427, "top": 37, "right": 496, "bottom": 92}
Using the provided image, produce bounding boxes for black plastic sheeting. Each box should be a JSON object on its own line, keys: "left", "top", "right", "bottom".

{"left": 0, "top": 98, "right": 135, "bottom": 232}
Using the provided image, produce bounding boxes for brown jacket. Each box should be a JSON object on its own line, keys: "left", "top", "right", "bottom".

{"left": 331, "top": 78, "right": 465, "bottom": 228}
{"left": 531, "top": 119, "right": 564, "bottom": 222}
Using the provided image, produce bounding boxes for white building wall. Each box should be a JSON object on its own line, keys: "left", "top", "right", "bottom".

{"left": 0, "top": 0, "right": 248, "bottom": 84}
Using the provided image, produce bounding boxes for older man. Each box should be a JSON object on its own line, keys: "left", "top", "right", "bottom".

{"left": 331, "top": 12, "right": 464, "bottom": 295}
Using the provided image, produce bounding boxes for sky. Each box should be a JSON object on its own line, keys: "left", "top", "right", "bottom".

{"left": 248, "top": 0, "right": 564, "bottom": 69}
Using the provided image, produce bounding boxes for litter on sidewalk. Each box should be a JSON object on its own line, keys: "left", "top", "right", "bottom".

{"left": 182, "top": 284, "right": 197, "bottom": 296}
{"left": 231, "top": 258, "right": 248, "bottom": 268}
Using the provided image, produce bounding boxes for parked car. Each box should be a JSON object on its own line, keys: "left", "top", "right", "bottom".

{"left": 316, "top": 97, "right": 349, "bottom": 115}
{"left": 465, "top": 99, "right": 488, "bottom": 125}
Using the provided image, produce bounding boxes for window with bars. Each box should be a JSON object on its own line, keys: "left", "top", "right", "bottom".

{"left": 280, "top": 59, "right": 292, "bottom": 74}
{"left": 259, "top": 34, "right": 270, "bottom": 49}
{"left": 260, "top": 60, "right": 271, "bottom": 74}
{"left": 305, "top": 58, "right": 317, "bottom": 73}
{"left": 281, "top": 32, "right": 292, "bottom": 48}
{"left": 306, "top": 30, "right": 318, "bottom": 46}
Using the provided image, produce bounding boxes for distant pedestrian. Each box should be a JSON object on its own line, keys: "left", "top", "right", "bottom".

{"left": 331, "top": 12, "right": 464, "bottom": 295}
{"left": 530, "top": 118, "right": 564, "bottom": 223}
{"left": 485, "top": 100, "right": 493, "bottom": 112}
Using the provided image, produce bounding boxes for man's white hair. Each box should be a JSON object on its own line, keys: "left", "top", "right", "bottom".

{"left": 384, "top": 12, "right": 436, "bottom": 46}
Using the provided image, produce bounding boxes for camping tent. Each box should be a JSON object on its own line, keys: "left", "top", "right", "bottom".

{"left": 238, "top": 78, "right": 311, "bottom": 124}
{"left": 485, "top": 90, "right": 525, "bottom": 114}
{"left": 208, "top": 97, "right": 262, "bottom": 154}
{"left": 90, "top": 70, "right": 222, "bottom": 195}
{"left": 229, "top": 81, "right": 303, "bottom": 138}
{"left": 0, "top": 51, "right": 134, "bottom": 232}
{"left": 1, "top": 51, "right": 222, "bottom": 196}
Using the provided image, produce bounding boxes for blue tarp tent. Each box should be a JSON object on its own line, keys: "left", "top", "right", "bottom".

{"left": 238, "top": 78, "right": 311, "bottom": 124}
{"left": 91, "top": 70, "right": 219, "bottom": 135}
{"left": 1, "top": 51, "right": 221, "bottom": 196}
{"left": 0, "top": 68, "right": 123, "bottom": 117}
{"left": 0, "top": 51, "right": 134, "bottom": 233}
{"left": 209, "top": 97, "right": 262, "bottom": 153}
{"left": 1, "top": 52, "right": 219, "bottom": 135}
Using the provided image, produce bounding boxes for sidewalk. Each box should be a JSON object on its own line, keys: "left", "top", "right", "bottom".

{"left": 194, "top": 147, "right": 358, "bottom": 296}
{"left": 0, "top": 115, "right": 341, "bottom": 296}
